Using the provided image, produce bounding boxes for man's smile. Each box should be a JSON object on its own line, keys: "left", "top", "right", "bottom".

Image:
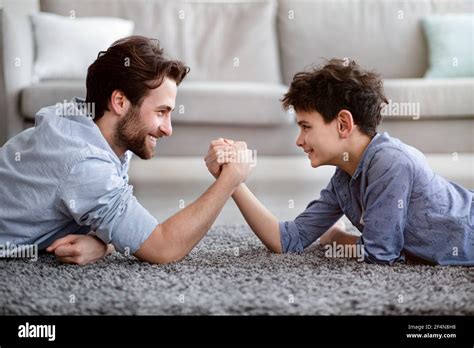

{"left": 148, "top": 134, "right": 159, "bottom": 147}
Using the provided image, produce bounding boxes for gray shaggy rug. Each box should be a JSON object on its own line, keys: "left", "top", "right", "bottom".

{"left": 0, "top": 225, "right": 472, "bottom": 315}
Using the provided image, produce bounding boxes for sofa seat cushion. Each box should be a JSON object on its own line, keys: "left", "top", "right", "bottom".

{"left": 21, "top": 80, "right": 86, "bottom": 121}
{"left": 174, "top": 81, "right": 292, "bottom": 125}
{"left": 21, "top": 80, "right": 293, "bottom": 125}
{"left": 383, "top": 78, "right": 474, "bottom": 119}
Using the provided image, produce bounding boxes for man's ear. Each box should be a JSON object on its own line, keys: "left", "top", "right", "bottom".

{"left": 336, "top": 109, "right": 354, "bottom": 138}
{"left": 109, "top": 90, "right": 131, "bottom": 117}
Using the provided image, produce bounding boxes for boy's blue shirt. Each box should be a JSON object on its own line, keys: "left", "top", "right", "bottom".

{"left": 279, "top": 132, "right": 474, "bottom": 265}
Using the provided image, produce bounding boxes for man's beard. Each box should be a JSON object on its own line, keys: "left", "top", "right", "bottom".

{"left": 114, "top": 105, "right": 155, "bottom": 160}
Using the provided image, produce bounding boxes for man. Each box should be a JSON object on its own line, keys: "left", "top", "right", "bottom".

{"left": 206, "top": 59, "right": 473, "bottom": 266}
{"left": 0, "top": 36, "right": 253, "bottom": 265}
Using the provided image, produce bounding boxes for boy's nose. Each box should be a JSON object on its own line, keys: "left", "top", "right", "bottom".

{"left": 296, "top": 132, "right": 304, "bottom": 148}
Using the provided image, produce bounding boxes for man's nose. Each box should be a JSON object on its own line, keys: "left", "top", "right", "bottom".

{"left": 159, "top": 118, "right": 173, "bottom": 137}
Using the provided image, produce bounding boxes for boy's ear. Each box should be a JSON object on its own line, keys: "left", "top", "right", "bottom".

{"left": 336, "top": 109, "right": 354, "bottom": 138}
{"left": 109, "top": 90, "right": 131, "bottom": 117}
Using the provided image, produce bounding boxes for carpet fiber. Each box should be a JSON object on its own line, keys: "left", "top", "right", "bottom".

{"left": 1, "top": 225, "right": 472, "bottom": 315}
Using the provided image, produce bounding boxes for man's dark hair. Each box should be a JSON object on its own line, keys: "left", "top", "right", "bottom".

{"left": 281, "top": 58, "right": 387, "bottom": 137}
{"left": 86, "top": 36, "right": 190, "bottom": 120}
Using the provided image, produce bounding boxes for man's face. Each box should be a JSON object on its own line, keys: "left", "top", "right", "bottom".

{"left": 295, "top": 111, "right": 343, "bottom": 168}
{"left": 114, "top": 77, "right": 177, "bottom": 159}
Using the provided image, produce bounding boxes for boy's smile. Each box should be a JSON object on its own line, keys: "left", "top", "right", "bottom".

{"left": 296, "top": 110, "right": 342, "bottom": 168}
{"left": 295, "top": 109, "right": 373, "bottom": 177}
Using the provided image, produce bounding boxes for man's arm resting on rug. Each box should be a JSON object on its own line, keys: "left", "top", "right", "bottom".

{"left": 134, "top": 162, "right": 251, "bottom": 264}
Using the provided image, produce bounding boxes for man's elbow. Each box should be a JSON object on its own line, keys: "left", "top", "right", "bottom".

{"left": 134, "top": 249, "right": 185, "bottom": 265}
{"left": 133, "top": 224, "right": 187, "bottom": 264}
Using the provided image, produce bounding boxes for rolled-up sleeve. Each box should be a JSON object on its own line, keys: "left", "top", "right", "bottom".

{"left": 360, "top": 149, "right": 414, "bottom": 265}
{"left": 279, "top": 177, "right": 343, "bottom": 253}
{"left": 57, "top": 157, "right": 157, "bottom": 254}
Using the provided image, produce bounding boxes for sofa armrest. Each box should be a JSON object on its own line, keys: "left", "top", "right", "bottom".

{"left": 0, "top": 0, "right": 39, "bottom": 146}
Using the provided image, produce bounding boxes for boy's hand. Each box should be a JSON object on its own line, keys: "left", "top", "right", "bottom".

{"left": 205, "top": 138, "right": 236, "bottom": 178}
{"left": 319, "top": 220, "right": 360, "bottom": 246}
{"left": 220, "top": 147, "right": 254, "bottom": 187}
{"left": 46, "top": 234, "right": 112, "bottom": 265}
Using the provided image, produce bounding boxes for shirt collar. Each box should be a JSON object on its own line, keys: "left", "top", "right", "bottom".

{"left": 68, "top": 97, "right": 130, "bottom": 168}
{"left": 351, "top": 132, "right": 382, "bottom": 180}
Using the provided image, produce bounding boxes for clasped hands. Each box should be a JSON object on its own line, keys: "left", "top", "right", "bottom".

{"left": 204, "top": 138, "right": 256, "bottom": 184}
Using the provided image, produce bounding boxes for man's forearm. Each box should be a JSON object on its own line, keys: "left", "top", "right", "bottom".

{"left": 162, "top": 172, "right": 237, "bottom": 256}
{"left": 232, "top": 184, "right": 282, "bottom": 253}
{"left": 135, "top": 169, "right": 240, "bottom": 263}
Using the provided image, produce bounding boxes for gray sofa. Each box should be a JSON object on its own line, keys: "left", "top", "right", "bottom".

{"left": 1, "top": 0, "right": 473, "bottom": 154}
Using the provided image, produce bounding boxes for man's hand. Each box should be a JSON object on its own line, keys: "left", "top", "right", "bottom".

{"left": 205, "top": 138, "right": 235, "bottom": 178}
{"left": 46, "top": 234, "right": 113, "bottom": 265}
{"left": 205, "top": 138, "right": 254, "bottom": 181}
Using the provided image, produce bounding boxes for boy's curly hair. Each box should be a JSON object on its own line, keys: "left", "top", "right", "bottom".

{"left": 281, "top": 58, "right": 387, "bottom": 137}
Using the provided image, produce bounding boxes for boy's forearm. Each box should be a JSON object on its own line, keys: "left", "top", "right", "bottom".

{"left": 232, "top": 184, "right": 282, "bottom": 253}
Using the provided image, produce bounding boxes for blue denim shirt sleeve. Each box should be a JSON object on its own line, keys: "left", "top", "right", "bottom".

{"left": 360, "top": 148, "right": 414, "bottom": 265}
{"left": 279, "top": 177, "right": 343, "bottom": 253}
{"left": 56, "top": 156, "right": 157, "bottom": 254}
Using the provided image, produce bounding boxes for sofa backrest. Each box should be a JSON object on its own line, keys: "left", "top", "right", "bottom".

{"left": 278, "top": 0, "right": 473, "bottom": 84}
{"left": 40, "top": 0, "right": 282, "bottom": 83}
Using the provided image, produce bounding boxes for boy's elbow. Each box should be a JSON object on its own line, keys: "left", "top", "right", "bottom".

{"left": 267, "top": 243, "right": 283, "bottom": 254}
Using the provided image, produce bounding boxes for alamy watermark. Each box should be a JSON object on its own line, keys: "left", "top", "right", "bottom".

{"left": 0, "top": 242, "right": 38, "bottom": 261}
{"left": 18, "top": 322, "right": 55, "bottom": 341}
{"left": 55, "top": 99, "right": 95, "bottom": 119}
{"left": 381, "top": 99, "right": 420, "bottom": 120}
{"left": 217, "top": 149, "right": 258, "bottom": 167}
{"left": 324, "top": 241, "right": 365, "bottom": 262}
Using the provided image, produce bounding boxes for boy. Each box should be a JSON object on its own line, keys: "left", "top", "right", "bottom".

{"left": 205, "top": 59, "right": 473, "bottom": 265}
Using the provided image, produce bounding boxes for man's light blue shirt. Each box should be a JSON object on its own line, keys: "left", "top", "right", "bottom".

{"left": 0, "top": 98, "right": 157, "bottom": 253}
{"left": 279, "top": 133, "right": 474, "bottom": 265}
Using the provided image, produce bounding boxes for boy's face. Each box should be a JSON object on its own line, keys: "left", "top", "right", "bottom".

{"left": 295, "top": 111, "right": 343, "bottom": 168}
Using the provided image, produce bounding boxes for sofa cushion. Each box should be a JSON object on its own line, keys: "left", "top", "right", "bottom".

{"left": 21, "top": 80, "right": 293, "bottom": 125}
{"left": 383, "top": 78, "right": 474, "bottom": 119}
{"left": 175, "top": 82, "right": 292, "bottom": 125}
{"left": 40, "top": 0, "right": 281, "bottom": 83}
{"left": 278, "top": 0, "right": 474, "bottom": 84}
{"left": 31, "top": 12, "right": 134, "bottom": 80}
{"left": 21, "top": 78, "right": 473, "bottom": 126}
{"left": 422, "top": 14, "right": 474, "bottom": 78}
{"left": 21, "top": 80, "right": 86, "bottom": 121}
